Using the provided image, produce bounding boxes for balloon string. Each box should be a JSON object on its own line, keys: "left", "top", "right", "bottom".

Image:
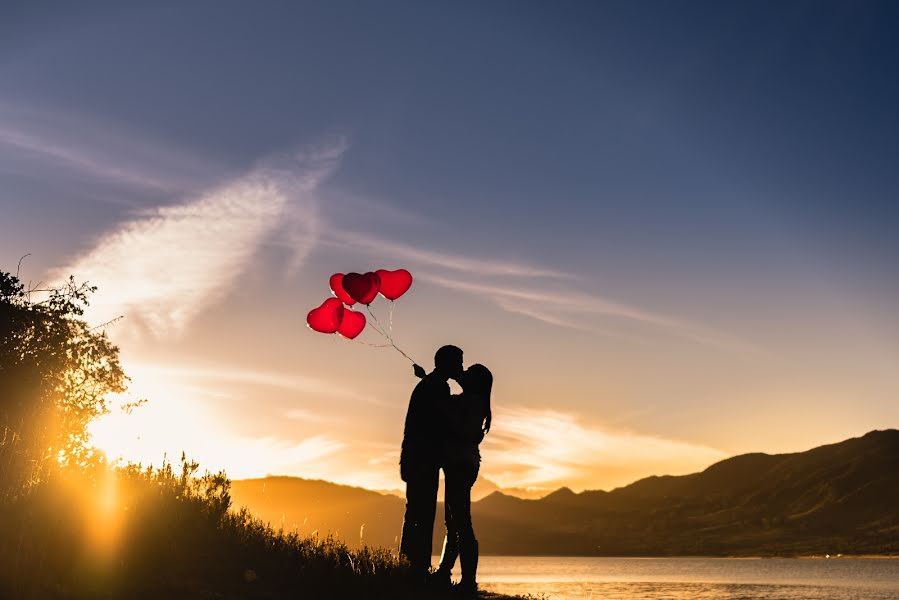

{"left": 345, "top": 330, "right": 414, "bottom": 362}
{"left": 367, "top": 321, "right": 389, "bottom": 339}
{"left": 340, "top": 302, "right": 415, "bottom": 365}
{"left": 389, "top": 342, "right": 415, "bottom": 363}
{"left": 384, "top": 302, "right": 413, "bottom": 361}
{"left": 340, "top": 336, "right": 391, "bottom": 348}
{"left": 364, "top": 304, "right": 414, "bottom": 363}
{"left": 388, "top": 301, "right": 394, "bottom": 337}
{"left": 366, "top": 305, "right": 392, "bottom": 343}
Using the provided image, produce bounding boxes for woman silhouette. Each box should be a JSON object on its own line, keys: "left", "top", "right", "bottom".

{"left": 433, "top": 363, "right": 492, "bottom": 594}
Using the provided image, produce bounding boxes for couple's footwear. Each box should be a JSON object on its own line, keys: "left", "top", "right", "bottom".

{"left": 429, "top": 569, "right": 453, "bottom": 589}
{"left": 428, "top": 571, "right": 478, "bottom": 596}
{"left": 454, "top": 579, "right": 478, "bottom": 596}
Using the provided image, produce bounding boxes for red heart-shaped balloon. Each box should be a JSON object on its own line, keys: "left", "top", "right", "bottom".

{"left": 337, "top": 308, "right": 366, "bottom": 339}
{"left": 376, "top": 268, "right": 413, "bottom": 301}
{"left": 307, "top": 298, "right": 345, "bottom": 334}
{"left": 329, "top": 273, "right": 356, "bottom": 305}
{"left": 342, "top": 272, "right": 381, "bottom": 305}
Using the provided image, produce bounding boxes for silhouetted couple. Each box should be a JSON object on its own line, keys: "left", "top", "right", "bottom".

{"left": 399, "top": 345, "right": 492, "bottom": 595}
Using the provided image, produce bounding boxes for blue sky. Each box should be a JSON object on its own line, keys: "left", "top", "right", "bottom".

{"left": 2, "top": 1, "right": 898, "bottom": 492}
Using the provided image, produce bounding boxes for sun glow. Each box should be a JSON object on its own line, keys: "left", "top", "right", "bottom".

{"left": 87, "top": 365, "right": 346, "bottom": 480}
{"left": 51, "top": 465, "right": 126, "bottom": 565}
{"left": 88, "top": 372, "right": 216, "bottom": 468}
{"left": 86, "top": 466, "right": 122, "bottom": 557}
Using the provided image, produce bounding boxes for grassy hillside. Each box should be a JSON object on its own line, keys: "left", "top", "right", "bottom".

{"left": 0, "top": 458, "right": 520, "bottom": 599}
{"left": 233, "top": 476, "right": 406, "bottom": 551}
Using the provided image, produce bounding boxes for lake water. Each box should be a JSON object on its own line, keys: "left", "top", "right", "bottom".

{"left": 439, "top": 556, "right": 899, "bottom": 599}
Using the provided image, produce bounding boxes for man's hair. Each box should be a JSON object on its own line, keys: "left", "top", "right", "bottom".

{"left": 434, "top": 345, "right": 463, "bottom": 370}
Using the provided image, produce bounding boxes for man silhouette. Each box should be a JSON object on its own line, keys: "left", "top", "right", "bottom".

{"left": 399, "top": 345, "right": 463, "bottom": 580}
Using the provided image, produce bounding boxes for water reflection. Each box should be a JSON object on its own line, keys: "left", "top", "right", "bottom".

{"left": 484, "top": 581, "right": 894, "bottom": 600}
{"left": 467, "top": 557, "right": 899, "bottom": 600}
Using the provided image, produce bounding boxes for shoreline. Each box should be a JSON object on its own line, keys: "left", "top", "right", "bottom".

{"left": 469, "top": 554, "right": 899, "bottom": 560}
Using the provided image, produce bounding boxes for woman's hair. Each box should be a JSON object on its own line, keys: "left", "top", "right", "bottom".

{"left": 464, "top": 363, "right": 492, "bottom": 416}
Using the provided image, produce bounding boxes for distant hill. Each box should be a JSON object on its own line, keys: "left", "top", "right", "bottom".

{"left": 375, "top": 477, "right": 551, "bottom": 502}
{"left": 232, "top": 430, "right": 899, "bottom": 556}
{"left": 231, "top": 477, "right": 406, "bottom": 549}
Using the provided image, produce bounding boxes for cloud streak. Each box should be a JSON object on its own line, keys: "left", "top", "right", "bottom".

{"left": 222, "top": 435, "right": 346, "bottom": 480}
{"left": 127, "top": 362, "right": 370, "bottom": 404}
{"left": 319, "top": 228, "right": 740, "bottom": 347}
{"left": 481, "top": 406, "right": 726, "bottom": 491}
{"left": 0, "top": 103, "right": 220, "bottom": 195}
{"left": 322, "top": 230, "right": 572, "bottom": 279}
{"left": 419, "top": 273, "right": 746, "bottom": 348}
{"left": 50, "top": 142, "right": 344, "bottom": 336}
{"left": 13, "top": 103, "right": 725, "bottom": 348}
{"left": 422, "top": 274, "right": 683, "bottom": 329}
{"left": 0, "top": 125, "right": 178, "bottom": 192}
{"left": 92, "top": 403, "right": 345, "bottom": 480}
{"left": 89, "top": 361, "right": 352, "bottom": 480}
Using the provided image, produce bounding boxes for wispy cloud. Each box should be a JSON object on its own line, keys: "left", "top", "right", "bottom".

{"left": 0, "top": 125, "right": 178, "bottom": 192}
{"left": 12, "top": 104, "right": 728, "bottom": 347}
{"left": 50, "top": 141, "right": 345, "bottom": 336}
{"left": 127, "top": 362, "right": 370, "bottom": 404}
{"left": 422, "top": 274, "right": 683, "bottom": 329}
{"left": 92, "top": 401, "right": 345, "bottom": 480}
{"left": 320, "top": 229, "right": 741, "bottom": 347}
{"left": 90, "top": 362, "right": 351, "bottom": 479}
{"left": 481, "top": 406, "right": 726, "bottom": 491}
{"left": 222, "top": 435, "right": 346, "bottom": 479}
{"left": 419, "top": 273, "right": 746, "bottom": 348}
{"left": 322, "top": 230, "right": 572, "bottom": 279}
{"left": 286, "top": 408, "right": 330, "bottom": 422}
{"left": 320, "top": 189, "right": 432, "bottom": 228}
{"left": 0, "top": 103, "right": 220, "bottom": 195}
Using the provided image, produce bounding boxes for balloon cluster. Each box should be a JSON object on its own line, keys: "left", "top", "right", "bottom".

{"left": 307, "top": 269, "right": 414, "bottom": 361}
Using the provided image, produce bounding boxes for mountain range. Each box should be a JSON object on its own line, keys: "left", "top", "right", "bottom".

{"left": 231, "top": 429, "right": 899, "bottom": 556}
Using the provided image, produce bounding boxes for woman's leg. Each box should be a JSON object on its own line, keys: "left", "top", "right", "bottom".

{"left": 454, "top": 462, "right": 479, "bottom": 588}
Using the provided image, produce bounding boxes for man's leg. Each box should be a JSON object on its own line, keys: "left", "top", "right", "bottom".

{"left": 400, "top": 463, "right": 439, "bottom": 577}
{"left": 399, "top": 483, "right": 415, "bottom": 564}
{"left": 400, "top": 475, "right": 424, "bottom": 572}
{"left": 416, "top": 464, "right": 439, "bottom": 573}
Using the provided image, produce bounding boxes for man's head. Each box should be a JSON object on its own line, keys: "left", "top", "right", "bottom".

{"left": 433, "top": 345, "right": 464, "bottom": 380}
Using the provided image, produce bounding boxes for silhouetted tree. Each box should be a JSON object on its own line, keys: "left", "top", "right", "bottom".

{"left": 1, "top": 269, "right": 127, "bottom": 498}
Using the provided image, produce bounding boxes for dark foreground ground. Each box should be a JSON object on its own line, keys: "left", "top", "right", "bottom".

{"left": 0, "top": 459, "right": 524, "bottom": 600}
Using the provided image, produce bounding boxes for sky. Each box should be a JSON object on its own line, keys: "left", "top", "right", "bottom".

{"left": 2, "top": 1, "right": 898, "bottom": 494}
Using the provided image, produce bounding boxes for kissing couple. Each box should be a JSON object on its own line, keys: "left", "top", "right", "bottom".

{"left": 399, "top": 345, "right": 493, "bottom": 595}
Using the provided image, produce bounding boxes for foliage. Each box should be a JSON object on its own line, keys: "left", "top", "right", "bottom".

{"left": 1, "top": 269, "right": 127, "bottom": 498}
